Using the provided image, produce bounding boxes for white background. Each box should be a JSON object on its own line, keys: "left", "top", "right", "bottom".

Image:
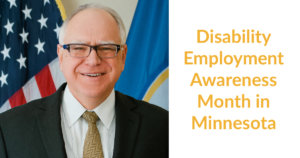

{"left": 170, "top": 0, "right": 300, "bottom": 157}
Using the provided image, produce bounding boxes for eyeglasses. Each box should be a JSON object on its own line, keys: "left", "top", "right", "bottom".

{"left": 62, "top": 43, "right": 122, "bottom": 58}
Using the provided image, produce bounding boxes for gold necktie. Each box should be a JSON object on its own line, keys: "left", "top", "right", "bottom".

{"left": 82, "top": 111, "right": 104, "bottom": 158}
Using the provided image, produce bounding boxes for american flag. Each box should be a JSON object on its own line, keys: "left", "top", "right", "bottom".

{"left": 0, "top": 0, "right": 66, "bottom": 112}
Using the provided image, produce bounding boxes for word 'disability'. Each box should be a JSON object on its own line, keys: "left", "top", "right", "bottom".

{"left": 197, "top": 29, "right": 271, "bottom": 46}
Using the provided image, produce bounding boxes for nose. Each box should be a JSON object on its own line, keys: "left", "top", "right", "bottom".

{"left": 84, "top": 48, "right": 102, "bottom": 66}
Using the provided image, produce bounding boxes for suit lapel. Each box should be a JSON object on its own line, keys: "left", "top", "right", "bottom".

{"left": 36, "top": 84, "right": 67, "bottom": 158}
{"left": 113, "top": 92, "right": 140, "bottom": 158}
{"left": 34, "top": 85, "right": 140, "bottom": 158}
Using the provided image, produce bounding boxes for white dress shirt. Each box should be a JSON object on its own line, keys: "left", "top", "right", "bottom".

{"left": 61, "top": 85, "right": 116, "bottom": 158}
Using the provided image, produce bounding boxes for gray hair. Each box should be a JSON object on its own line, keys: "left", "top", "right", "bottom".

{"left": 58, "top": 3, "right": 126, "bottom": 44}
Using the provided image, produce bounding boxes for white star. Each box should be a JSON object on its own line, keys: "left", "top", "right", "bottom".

{"left": 22, "top": 5, "right": 32, "bottom": 20}
{"left": 44, "top": 0, "right": 50, "bottom": 5}
{"left": 1, "top": 45, "right": 11, "bottom": 61}
{"left": 17, "top": 54, "right": 27, "bottom": 69}
{"left": 4, "top": 19, "right": 14, "bottom": 35}
{"left": 0, "top": 71, "right": 8, "bottom": 87}
{"left": 7, "top": 0, "right": 17, "bottom": 8}
{"left": 19, "top": 28, "right": 29, "bottom": 44}
{"left": 35, "top": 39, "right": 45, "bottom": 54}
{"left": 38, "top": 14, "right": 48, "bottom": 29}
{"left": 54, "top": 24, "right": 61, "bottom": 39}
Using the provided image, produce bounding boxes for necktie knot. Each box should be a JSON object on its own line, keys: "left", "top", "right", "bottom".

{"left": 82, "top": 111, "right": 99, "bottom": 124}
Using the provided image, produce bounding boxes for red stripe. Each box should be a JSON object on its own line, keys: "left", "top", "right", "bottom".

{"left": 35, "top": 65, "right": 56, "bottom": 97}
{"left": 9, "top": 89, "right": 27, "bottom": 108}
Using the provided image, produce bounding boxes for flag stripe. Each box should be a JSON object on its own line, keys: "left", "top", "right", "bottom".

{"left": 9, "top": 89, "right": 27, "bottom": 108}
{"left": 0, "top": 101, "right": 11, "bottom": 113}
{"left": 35, "top": 65, "right": 56, "bottom": 97}
{"left": 49, "top": 58, "right": 65, "bottom": 89}
{"left": 23, "top": 77, "right": 42, "bottom": 102}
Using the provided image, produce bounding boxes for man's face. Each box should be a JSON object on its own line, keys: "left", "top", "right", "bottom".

{"left": 57, "top": 8, "right": 127, "bottom": 106}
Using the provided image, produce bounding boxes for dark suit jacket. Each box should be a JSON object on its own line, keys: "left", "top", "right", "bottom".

{"left": 0, "top": 83, "right": 168, "bottom": 158}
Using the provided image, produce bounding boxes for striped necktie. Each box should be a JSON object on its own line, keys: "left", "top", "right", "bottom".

{"left": 82, "top": 111, "right": 104, "bottom": 158}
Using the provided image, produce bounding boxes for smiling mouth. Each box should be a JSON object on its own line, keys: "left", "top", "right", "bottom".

{"left": 81, "top": 73, "right": 105, "bottom": 77}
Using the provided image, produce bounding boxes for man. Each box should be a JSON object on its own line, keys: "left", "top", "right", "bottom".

{"left": 0, "top": 4, "right": 168, "bottom": 158}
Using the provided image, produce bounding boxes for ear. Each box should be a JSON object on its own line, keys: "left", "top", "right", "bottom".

{"left": 121, "top": 44, "right": 127, "bottom": 70}
{"left": 57, "top": 44, "right": 63, "bottom": 71}
{"left": 121, "top": 44, "right": 127, "bottom": 63}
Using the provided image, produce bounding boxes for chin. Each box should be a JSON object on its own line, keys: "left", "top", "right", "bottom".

{"left": 81, "top": 85, "right": 112, "bottom": 98}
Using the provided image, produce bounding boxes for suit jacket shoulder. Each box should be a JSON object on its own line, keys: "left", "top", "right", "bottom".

{"left": 113, "top": 91, "right": 168, "bottom": 158}
{"left": 116, "top": 91, "right": 168, "bottom": 120}
{"left": 0, "top": 84, "right": 67, "bottom": 158}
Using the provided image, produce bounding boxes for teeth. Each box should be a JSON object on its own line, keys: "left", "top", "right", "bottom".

{"left": 84, "top": 73, "right": 102, "bottom": 77}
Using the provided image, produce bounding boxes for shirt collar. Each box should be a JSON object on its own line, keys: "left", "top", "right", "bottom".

{"left": 62, "top": 85, "right": 115, "bottom": 129}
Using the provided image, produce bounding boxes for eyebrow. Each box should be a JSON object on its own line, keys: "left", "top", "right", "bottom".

{"left": 96, "top": 41, "right": 117, "bottom": 45}
{"left": 68, "top": 40, "right": 87, "bottom": 44}
{"left": 67, "top": 40, "right": 118, "bottom": 45}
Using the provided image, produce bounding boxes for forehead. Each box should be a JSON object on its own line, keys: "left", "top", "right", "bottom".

{"left": 64, "top": 8, "right": 121, "bottom": 44}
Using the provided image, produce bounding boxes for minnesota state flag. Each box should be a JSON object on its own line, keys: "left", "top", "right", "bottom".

{"left": 116, "top": 0, "right": 169, "bottom": 110}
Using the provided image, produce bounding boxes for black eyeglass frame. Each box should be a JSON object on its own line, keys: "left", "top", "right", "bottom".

{"left": 62, "top": 43, "right": 122, "bottom": 58}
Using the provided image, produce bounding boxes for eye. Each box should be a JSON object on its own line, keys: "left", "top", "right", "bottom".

{"left": 98, "top": 46, "right": 115, "bottom": 52}
{"left": 71, "top": 45, "right": 87, "bottom": 51}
